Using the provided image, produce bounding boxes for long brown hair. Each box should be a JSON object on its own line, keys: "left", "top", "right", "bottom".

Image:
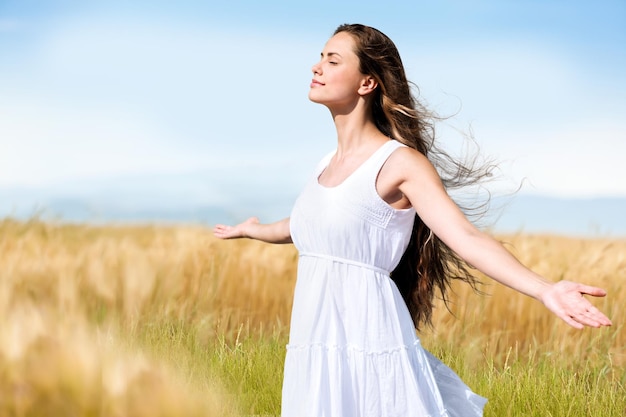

{"left": 335, "top": 23, "right": 494, "bottom": 330}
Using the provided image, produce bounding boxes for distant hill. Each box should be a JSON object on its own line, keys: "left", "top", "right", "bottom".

{"left": 487, "top": 195, "right": 626, "bottom": 237}
{"left": 1, "top": 180, "right": 625, "bottom": 238}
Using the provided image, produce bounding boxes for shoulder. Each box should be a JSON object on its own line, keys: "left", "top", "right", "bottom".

{"left": 384, "top": 144, "right": 438, "bottom": 181}
{"left": 376, "top": 144, "right": 442, "bottom": 194}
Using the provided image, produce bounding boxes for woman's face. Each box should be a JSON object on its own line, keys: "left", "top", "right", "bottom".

{"left": 308, "top": 32, "right": 367, "bottom": 109}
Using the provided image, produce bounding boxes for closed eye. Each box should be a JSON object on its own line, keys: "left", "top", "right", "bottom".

{"left": 321, "top": 51, "right": 342, "bottom": 66}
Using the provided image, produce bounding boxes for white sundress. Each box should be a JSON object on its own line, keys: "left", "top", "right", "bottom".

{"left": 283, "top": 139, "right": 487, "bottom": 417}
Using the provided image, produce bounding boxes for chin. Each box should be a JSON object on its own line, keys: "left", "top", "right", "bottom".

{"left": 308, "top": 91, "right": 320, "bottom": 102}
{"left": 308, "top": 92, "right": 326, "bottom": 105}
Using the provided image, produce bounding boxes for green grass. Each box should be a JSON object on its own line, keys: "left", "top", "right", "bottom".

{"left": 209, "top": 330, "right": 285, "bottom": 416}
{"left": 432, "top": 342, "right": 625, "bottom": 416}
{"left": 130, "top": 318, "right": 286, "bottom": 416}
{"left": 132, "top": 317, "right": 625, "bottom": 417}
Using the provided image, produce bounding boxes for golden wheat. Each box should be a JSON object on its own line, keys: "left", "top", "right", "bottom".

{"left": 424, "top": 233, "right": 624, "bottom": 368}
{"left": 0, "top": 219, "right": 242, "bottom": 416}
{"left": 0, "top": 218, "right": 623, "bottom": 415}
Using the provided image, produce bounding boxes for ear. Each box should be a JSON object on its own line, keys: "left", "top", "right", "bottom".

{"left": 358, "top": 75, "right": 378, "bottom": 96}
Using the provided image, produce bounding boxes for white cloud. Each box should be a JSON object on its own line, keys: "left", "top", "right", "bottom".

{"left": 397, "top": 38, "right": 626, "bottom": 197}
{"left": 1, "top": 15, "right": 625, "bottom": 201}
{"left": 479, "top": 122, "right": 626, "bottom": 197}
{"left": 0, "top": 100, "right": 209, "bottom": 186}
{"left": 404, "top": 39, "right": 617, "bottom": 128}
{"left": 0, "top": 17, "right": 331, "bottom": 188}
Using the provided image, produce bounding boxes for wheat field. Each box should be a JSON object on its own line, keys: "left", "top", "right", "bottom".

{"left": 0, "top": 218, "right": 623, "bottom": 416}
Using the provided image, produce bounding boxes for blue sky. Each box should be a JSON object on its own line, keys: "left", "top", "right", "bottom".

{"left": 1, "top": 1, "right": 625, "bottom": 220}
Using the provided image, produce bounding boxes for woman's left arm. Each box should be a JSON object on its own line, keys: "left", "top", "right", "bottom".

{"left": 394, "top": 148, "right": 612, "bottom": 329}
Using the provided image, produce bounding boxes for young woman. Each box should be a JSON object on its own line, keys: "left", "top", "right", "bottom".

{"left": 213, "top": 24, "right": 611, "bottom": 417}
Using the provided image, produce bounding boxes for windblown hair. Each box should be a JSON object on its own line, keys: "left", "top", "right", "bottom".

{"left": 334, "top": 23, "right": 494, "bottom": 330}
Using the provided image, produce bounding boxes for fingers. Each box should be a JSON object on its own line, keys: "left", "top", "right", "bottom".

{"left": 570, "top": 285, "right": 612, "bottom": 327}
{"left": 562, "top": 303, "right": 612, "bottom": 329}
{"left": 555, "top": 280, "right": 607, "bottom": 297}
{"left": 213, "top": 224, "right": 238, "bottom": 239}
{"left": 213, "top": 217, "right": 261, "bottom": 239}
{"left": 546, "top": 281, "right": 613, "bottom": 329}
{"left": 570, "top": 311, "right": 604, "bottom": 328}
{"left": 576, "top": 284, "right": 607, "bottom": 298}
{"left": 583, "top": 307, "right": 612, "bottom": 327}
{"left": 560, "top": 314, "right": 585, "bottom": 330}
{"left": 213, "top": 225, "right": 226, "bottom": 238}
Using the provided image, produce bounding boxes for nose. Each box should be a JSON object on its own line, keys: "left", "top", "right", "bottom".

{"left": 311, "top": 60, "right": 322, "bottom": 75}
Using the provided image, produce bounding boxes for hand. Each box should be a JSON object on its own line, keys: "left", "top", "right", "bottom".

{"left": 541, "top": 280, "right": 612, "bottom": 329}
{"left": 213, "top": 217, "right": 259, "bottom": 239}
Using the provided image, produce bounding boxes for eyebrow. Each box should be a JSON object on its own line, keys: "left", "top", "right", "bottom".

{"left": 320, "top": 51, "right": 342, "bottom": 58}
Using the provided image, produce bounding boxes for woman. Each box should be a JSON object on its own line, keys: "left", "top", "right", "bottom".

{"left": 213, "top": 24, "right": 611, "bottom": 417}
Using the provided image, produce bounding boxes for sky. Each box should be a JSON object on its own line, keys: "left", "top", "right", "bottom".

{"left": 0, "top": 1, "right": 625, "bottom": 225}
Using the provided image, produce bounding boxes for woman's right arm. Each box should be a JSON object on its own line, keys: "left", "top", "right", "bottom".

{"left": 213, "top": 216, "right": 292, "bottom": 244}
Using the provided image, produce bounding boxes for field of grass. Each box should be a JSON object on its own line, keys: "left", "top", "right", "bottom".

{"left": 0, "top": 217, "right": 623, "bottom": 416}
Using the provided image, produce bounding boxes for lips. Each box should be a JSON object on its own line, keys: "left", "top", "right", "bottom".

{"left": 310, "top": 79, "right": 324, "bottom": 87}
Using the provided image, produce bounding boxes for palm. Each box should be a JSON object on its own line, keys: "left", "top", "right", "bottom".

{"left": 541, "top": 280, "right": 611, "bottom": 329}
{"left": 213, "top": 217, "right": 259, "bottom": 239}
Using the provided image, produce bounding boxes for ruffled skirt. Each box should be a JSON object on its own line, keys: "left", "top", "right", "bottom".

{"left": 281, "top": 338, "right": 486, "bottom": 417}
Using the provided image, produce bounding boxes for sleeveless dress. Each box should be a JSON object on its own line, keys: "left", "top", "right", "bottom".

{"left": 283, "top": 139, "right": 487, "bottom": 417}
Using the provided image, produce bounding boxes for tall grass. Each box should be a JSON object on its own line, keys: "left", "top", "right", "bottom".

{"left": 0, "top": 218, "right": 623, "bottom": 416}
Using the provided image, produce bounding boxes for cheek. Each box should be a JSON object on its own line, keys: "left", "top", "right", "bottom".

{"left": 331, "top": 72, "right": 361, "bottom": 94}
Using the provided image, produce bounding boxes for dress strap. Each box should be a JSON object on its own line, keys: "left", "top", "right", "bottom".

{"left": 314, "top": 150, "right": 336, "bottom": 176}
{"left": 348, "top": 139, "right": 408, "bottom": 191}
{"left": 367, "top": 140, "right": 407, "bottom": 173}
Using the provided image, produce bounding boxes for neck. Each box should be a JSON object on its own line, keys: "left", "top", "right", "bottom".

{"left": 330, "top": 101, "right": 387, "bottom": 154}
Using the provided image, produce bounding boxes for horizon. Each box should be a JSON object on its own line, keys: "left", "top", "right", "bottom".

{"left": 2, "top": 180, "right": 625, "bottom": 238}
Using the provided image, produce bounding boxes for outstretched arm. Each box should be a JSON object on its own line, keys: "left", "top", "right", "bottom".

{"left": 213, "top": 216, "right": 292, "bottom": 244}
{"left": 392, "top": 148, "right": 612, "bottom": 329}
